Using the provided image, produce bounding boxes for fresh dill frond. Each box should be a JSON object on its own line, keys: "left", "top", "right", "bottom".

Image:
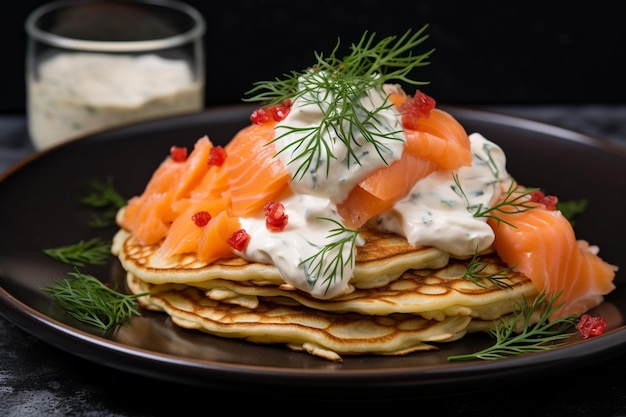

{"left": 447, "top": 291, "right": 578, "bottom": 361}
{"left": 43, "top": 237, "right": 111, "bottom": 266}
{"left": 244, "top": 27, "right": 433, "bottom": 106}
{"left": 557, "top": 198, "right": 588, "bottom": 226}
{"left": 79, "top": 176, "right": 126, "bottom": 228}
{"left": 42, "top": 268, "right": 148, "bottom": 331}
{"left": 462, "top": 251, "right": 515, "bottom": 289}
{"left": 243, "top": 28, "right": 434, "bottom": 180}
{"left": 300, "top": 218, "right": 360, "bottom": 293}
{"left": 452, "top": 174, "right": 539, "bottom": 227}
{"left": 79, "top": 176, "right": 126, "bottom": 209}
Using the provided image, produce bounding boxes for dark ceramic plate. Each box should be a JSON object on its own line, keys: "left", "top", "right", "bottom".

{"left": 1, "top": 104, "right": 625, "bottom": 399}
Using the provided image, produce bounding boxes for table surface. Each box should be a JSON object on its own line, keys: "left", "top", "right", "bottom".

{"left": 2, "top": 104, "right": 626, "bottom": 416}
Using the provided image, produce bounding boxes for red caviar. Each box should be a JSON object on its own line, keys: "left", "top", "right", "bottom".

{"left": 251, "top": 100, "right": 293, "bottom": 124}
{"left": 264, "top": 201, "right": 288, "bottom": 231}
{"left": 399, "top": 90, "right": 436, "bottom": 130}
{"left": 208, "top": 146, "right": 226, "bottom": 166}
{"left": 170, "top": 145, "right": 188, "bottom": 162}
{"left": 191, "top": 211, "right": 211, "bottom": 227}
{"left": 228, "top": 229, "right": 251, "bottom": 252}
{"left": 576, "top": 314, "right": 607, "bottom": 339}
{"left": 530, "top": 190, "right": 558, "bottom": 210}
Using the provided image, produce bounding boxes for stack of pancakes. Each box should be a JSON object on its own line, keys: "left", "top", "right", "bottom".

{"left": 112, "top": 223, "right": 538, "bottom": 362}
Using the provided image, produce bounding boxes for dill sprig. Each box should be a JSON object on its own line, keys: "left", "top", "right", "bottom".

{"left": 557, "top": 198, "right": 588, "bottom": 226}
{"left": 300, "top": 218, "right": 360, "bottom": 293}
{"left": 463, "top": 251, "right": 515, "bottom": 289}
{"left": 244, "top": 28, "right": 434, "bottom": 180}
{"left": 79, "top": 176, "right": 126, "bottom": 228}
{"left": 453, "top": 175, "right": 539, "bottom": 227}
{"left": 43, "top": 237, "right": 111, "bottom": 266}
{"left": 447, "top": 291, "right": 578, "bottom": 361}
{"left": 42, "top": 268, "right": 148, "bottom": 331}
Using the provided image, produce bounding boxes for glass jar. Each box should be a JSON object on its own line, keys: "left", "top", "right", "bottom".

{"left": 25, "top": 0, "right": 206, "bottom": 150}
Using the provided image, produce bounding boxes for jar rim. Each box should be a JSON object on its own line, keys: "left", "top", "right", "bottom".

{"left": 25, "top": 0, "right": 206, "bottom": 52}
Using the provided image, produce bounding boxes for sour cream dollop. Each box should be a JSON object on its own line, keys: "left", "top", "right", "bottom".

{"left": 239, "top": 79, "right": 511, "bottom": 299}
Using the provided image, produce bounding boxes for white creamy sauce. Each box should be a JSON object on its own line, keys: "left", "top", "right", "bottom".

{"left": 272, "top": 72, "right": 405, "bottom": 203}
{"left": 374, "top": 133, "right": 510, "bottom": 257}
{"left": 28, "top": 52, "right": 203, "bottom": 150}
{"left": 241, "top": 193, "right": 362, "bottom": 299}
{"left": 238, "top": 81, "right": 511, "bottom": 299}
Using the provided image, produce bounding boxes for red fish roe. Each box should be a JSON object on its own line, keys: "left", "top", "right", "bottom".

{"left": 208, "top": 146, "right": 226, "bottom": 166}
{"left": 264, "top": 201, "right": 289, "bottom": 231}
{"left": 530, "top": 190, "right": 558, "bottom": 210}
{"left": 228, "top": 229, "right": 251, "bottom": 252}
{"left": 576, "top": 314, "right": 607, "bottom": 339}
{"left": 191, "top": 211, "right": 211, "bottom": 227}
{"left": 399, "top": 90, "right": 436, "bottom": 130}
{"left": 170, "top": 145, "right": 188, "bottom": 162}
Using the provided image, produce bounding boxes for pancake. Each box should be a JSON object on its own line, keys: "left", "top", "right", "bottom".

{"left": 127, "top": 274, "right": 473, "bottom": 362}
{"left": 122, "top": 240, "right": 539, "bottom": 361}
{"left": 112, "top": 224, "right": 452, "bottom": 290}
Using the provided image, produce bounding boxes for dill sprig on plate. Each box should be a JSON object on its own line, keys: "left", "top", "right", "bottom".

{"left": 42, "top": 268, "right": 148, "bottom": 331}
{"left": 43, "top": 237, "right": 111, "bottom": 266}
{"left": 447, "top": 291, "right": 578, "bottom": 361}
{"left": 79, "top": 176, "right": 126, "bottom": 228}
{"left": 243, "top": 27, "right": 434, "bottom": 180}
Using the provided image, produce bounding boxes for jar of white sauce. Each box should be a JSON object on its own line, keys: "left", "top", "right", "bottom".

{"left": 25, "top": 0, "right": 206, "bottom": 150}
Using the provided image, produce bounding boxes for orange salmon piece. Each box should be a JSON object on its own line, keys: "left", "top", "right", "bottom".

{"left": 337, "top": 108, "right": 472, "bottom": 228}
{"left": 225, "top": 121, "right": 291, "bottom": 217}
{"left": 488, "top": 203, "right": 618, "bottom": 319}
{"left": 119, "top": 157, "right": 182, "bottom": 245}
{"left": 158, "top": 197, "right": 231, "bottom": 258}
{"left": 196, "top": 210, "right": 242, "bottom": 262}
{"left": 123, "top": 192, "right": 173, "bottom": 245}
{"left": 170, "top": 136, "right": 216, "bottom": 201}
{"left": 337, "top": 153, "right": 438, "bottom": 228}
{"left": 404, "top": 109, "right": 473, "bottom": 170}
{"left": 119, "top": 136, "right": 223, "bottom": 245}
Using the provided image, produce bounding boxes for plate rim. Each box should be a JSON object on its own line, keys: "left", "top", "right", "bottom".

{"left": 1, "top": 104, "right": 625, "bottom": 397}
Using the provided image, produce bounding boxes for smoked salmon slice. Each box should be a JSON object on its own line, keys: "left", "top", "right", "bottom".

{"left": 337, "top": 108, "right": 472, "bottom": 228}
{"left": 120, "top": 100, "right": 473, "bottom": 250}
{"left": 487, "top": 199, "right": 618, "bottom": 319}
{"left": 157, "top": 197, "right": 231, "bottom": 258}
{"left": 224, "top": 120, "right": 292, "bottom": 217}
{"left": 119, "top": 136, "right": 223, "bottom": 246}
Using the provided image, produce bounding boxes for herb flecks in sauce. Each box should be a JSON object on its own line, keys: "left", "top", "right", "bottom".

{"left": 244, "top": 28, "right": 434, "bottom": 182}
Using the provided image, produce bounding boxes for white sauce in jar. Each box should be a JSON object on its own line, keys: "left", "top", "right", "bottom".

{"left": 27, "top": 52, "right": 203, "bottom": 150}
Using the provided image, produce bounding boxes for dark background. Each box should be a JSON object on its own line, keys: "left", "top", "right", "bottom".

{"left": 2, "top": 0, "right": 625, "bottom": 114}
